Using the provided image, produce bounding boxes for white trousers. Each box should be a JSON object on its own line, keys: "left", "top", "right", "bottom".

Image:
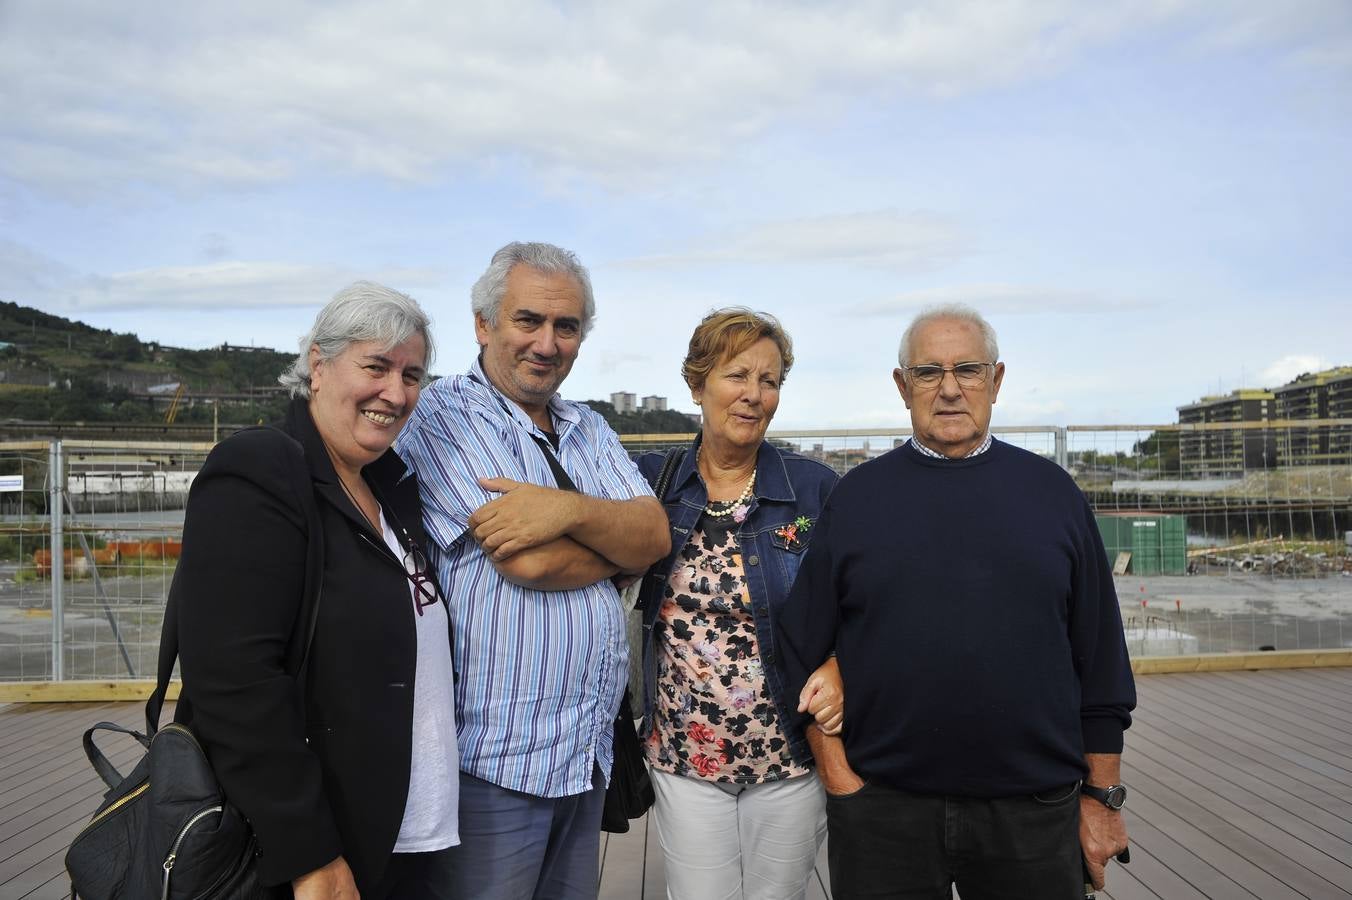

{"left": 650, "top": 767, "right": 827, "bottom": 900}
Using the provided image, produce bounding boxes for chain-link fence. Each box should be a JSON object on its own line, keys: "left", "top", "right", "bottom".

{"left": 2, "top": 423, "right": 1349, "bottom": 682}
{"left": 0, "top": 439, "right": 210, "bottom": 682}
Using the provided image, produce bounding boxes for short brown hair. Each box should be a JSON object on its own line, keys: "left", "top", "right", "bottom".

{"left": 682, "top": 308, "right": 794, "bottom": 393}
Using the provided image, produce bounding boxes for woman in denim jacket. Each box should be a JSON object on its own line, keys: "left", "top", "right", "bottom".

{"left": 634, "top": 308, "right": 840, "bottom": 900}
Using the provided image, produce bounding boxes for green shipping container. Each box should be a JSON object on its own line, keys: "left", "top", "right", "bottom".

{"left": 1094, "top": 514, "right": 1187, "bottom": 575}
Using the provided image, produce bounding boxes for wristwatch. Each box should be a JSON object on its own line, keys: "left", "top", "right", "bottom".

{"left": 1081, "top": 782, "right": 1127, "bottom": 810}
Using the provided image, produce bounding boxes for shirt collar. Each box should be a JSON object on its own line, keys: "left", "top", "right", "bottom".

{"left": 672, "top": 434, "right": 796, "bottom": 504}
{"left": 467, "top": 356, "right": 579, "bottom": 435}
{"left": 909, "top": 432, "right": 994, "bottom": 460}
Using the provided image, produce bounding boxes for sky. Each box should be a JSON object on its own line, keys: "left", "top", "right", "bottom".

{"left": 1, "top": 1, "right": 1349, "bottom": 431}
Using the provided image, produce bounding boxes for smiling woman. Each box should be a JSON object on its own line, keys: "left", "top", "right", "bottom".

{"left": 168, "top": 281, "right": 465, "bottom": 899}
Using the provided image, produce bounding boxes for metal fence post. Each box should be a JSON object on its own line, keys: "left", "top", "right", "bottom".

{"left": 1054, "top": 427, "right": 1068, "bottom": 471}
{"left": 49, "top": 439, "right": 64, "bottom": 681}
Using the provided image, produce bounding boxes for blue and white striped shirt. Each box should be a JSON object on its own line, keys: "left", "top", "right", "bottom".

{"left": 395, "top": 358, "right": 653, "bottom": 798}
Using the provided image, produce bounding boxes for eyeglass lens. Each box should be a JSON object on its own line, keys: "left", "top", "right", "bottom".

{"left": 909, "top": 363, "right": 989, "bottom": 387}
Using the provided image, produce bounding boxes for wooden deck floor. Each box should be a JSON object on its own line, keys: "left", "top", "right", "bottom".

{"left": 2, "top": 668, "right": 1350, "bottom": 899}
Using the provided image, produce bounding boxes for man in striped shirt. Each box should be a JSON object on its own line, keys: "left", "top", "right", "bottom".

{"left": 397, "top": 242, "right": 669, "bottom": 900}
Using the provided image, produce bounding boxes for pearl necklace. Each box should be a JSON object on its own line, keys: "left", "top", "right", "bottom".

{"left": 698, "top": 447, "right": 756, "bottom": 518}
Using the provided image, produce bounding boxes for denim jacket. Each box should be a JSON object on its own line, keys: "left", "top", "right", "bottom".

{"left": 635, "top": 436, "right": 839, "bottom": 766}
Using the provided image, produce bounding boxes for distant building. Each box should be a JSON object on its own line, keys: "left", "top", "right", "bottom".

{"left": 1273, "top": 366, "right": 1352, "bottom": 466}
{"left": 641, "top": 395, "right": 667, "bottom": 412}
{"left": 610, "top": 391, "right": 636, "bottom": 413}
{"left": 1328, "top": 371, "right": 1352, "bottom": 463}
{"left": 1176, "top": 366, "right": 1352, "bottom": 472}
{"left": 1176, "top": 389, "right": 1275, "bottom": 477}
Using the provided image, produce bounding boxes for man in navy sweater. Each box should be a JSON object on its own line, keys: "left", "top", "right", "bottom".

{"left": 777, "top": 305, "right": 1135, "bottom": 898}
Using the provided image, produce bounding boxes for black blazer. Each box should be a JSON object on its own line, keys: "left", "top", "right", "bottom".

{"left": 173, "top": 398, "right": 444, "bottom": 891}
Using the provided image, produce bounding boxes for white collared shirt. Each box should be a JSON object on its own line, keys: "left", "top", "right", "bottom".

{"left": 909, "top": 433, "right": 994, "bottom": 459}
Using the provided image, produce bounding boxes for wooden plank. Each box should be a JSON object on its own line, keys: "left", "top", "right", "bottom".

{"left": 1132, "top": 649, "right": 1352, "bottom": 675}
{"left": 1128, "top": 733, "right": 1352, "bottom": 859}
{"left": 598, "top": 818, "right": 649, "bottom": 899}
{"left": 1256, "top": 669, "right": 1352, "bottom": 710}
{"left": 1116, "top": 784, "right": 1293, "bottom": 898}
{"left": 1188, "top": 674, "right": 1352, "bottom": 746}
{"left": 7, "top": 672, "right": 1352, "bottom": 898}
{"left": 1141, "top": 678, "right": 1352, "bottom": 786}
{"left": 0, "top": 681, "right": 180, "bottom": 703}
{"left": 1124, "top": 761, "right": 1348, "bottom": 897}
{"left": 1127, "top": 716, "right": 1352, "bottom": 824}
{"left": 1212, "top": 670, "right": 1352, "bottom": 721}
{"left": 1097, "top": 865, "right": 1164, "bottom": 900}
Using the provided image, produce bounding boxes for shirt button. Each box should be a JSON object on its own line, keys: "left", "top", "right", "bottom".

{"left": 748, "top": 555, "right": 759, "bottom": 566}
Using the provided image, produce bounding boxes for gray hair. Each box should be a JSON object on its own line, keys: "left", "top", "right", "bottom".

{"left": 279, "top": 281, "right": 435, "bottom": 398}
{"left": 470, "top": 242, "right": 596, "bottom": 339}
{"left": 897, "top": 303, "right": 999, "bottom": 367}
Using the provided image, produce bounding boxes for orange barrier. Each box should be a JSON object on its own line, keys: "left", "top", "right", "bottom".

{"left": 32, "top": 547, "right": 120, "bottom": 578}
{"left": 109, "top": 539, "right": 183, "bottom": 560}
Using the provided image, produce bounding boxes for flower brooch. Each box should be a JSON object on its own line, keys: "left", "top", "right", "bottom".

{"left": 774, "top": 515, "right": 814, "bottom": 549}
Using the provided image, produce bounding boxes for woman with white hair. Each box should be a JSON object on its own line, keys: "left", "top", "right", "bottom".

{"left": 171, "top": 282, "right": 459, "bottom": 898}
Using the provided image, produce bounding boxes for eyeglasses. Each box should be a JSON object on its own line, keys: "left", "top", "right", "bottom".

{"left": 402, "top": 545, "right": 442, "bottom": 616}
{"left": 902, "top": 361, "right": 995, "bottom": 389}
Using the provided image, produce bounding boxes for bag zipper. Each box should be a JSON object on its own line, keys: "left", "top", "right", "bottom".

{"left": 74, "top": 724, "right": 200, "bottom": 842}
{"left": 161, "top": 805, "right": 223, "bottom": 900}
{"left": 75, "top": 781, "right": 150, "bottom": 837}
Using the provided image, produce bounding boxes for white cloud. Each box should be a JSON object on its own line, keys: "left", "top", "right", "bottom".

{"left": 0, "top": 1, "right": 1196, "bottom": 194}
{"left": 1260, "top": 354, "right": 1330, "bottom": 386}
{"left": 846, "top": 283, "right": 1152, "bottom": 316}
{"left": 0, "top": 241, "right": 444, "bottom": 312}
{"left": 618, "top": 211, "right": 966, "bottom": 270}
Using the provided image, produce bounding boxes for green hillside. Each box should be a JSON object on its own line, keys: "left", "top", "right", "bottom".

{"left": 0, "top": 300, "right": 292, "bottom": 423}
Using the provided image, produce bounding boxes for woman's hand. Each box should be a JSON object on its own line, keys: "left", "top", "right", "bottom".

{"left": 292, "top": 856, "right": 360, "bottom": 900}
{"left": 798, "top": 655, "right": 844, "bottom": 736}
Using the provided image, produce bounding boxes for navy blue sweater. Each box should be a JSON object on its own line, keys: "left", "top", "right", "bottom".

{"left": 775, "top": 440, "right": 1135, "bottom": 797}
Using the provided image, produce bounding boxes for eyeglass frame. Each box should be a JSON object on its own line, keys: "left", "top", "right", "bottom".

{"left": 401, "top": 544, "right": 442, "bottom": 616}
{"left": 899, "top": 361, "right": 997, "bottom": 390}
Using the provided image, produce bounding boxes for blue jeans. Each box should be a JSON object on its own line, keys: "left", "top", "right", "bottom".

{"left": 448, "top": 766, "right": 606, "bottom": 900}
{"left": 825, "top": 781, "right": 1083, "bottom": 899}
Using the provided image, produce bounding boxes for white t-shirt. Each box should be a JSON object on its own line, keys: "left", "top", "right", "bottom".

{"left": 379, "top": 510, "right": 460, "bottom": 853}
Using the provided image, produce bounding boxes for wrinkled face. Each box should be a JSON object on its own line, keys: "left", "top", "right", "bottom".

{"left": 308, "top": 335, "right": 427, "bottom": 473}
{"left": 894, "top": 317, "right": 1004, "bottom": 458}
{"left": 476, "top": 265, "right": 584, "bottom": 415}
{"left": 694, "top": 337, "right": 784, "bottom": 454}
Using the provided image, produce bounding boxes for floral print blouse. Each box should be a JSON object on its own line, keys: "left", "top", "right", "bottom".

{"left": 645, "top": 517, "right": 810, "bottom": 784}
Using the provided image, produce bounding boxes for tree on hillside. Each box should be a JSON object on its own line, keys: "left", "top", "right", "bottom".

{"left": 1133, "top": 430, "right": 1180, "bottom": 471}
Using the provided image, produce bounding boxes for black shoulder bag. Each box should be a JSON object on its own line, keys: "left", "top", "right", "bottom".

{"left": 65, "top": 430, "right": 323, "bottom": 900}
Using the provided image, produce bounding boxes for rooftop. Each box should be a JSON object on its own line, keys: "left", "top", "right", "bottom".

{"left": 3, "top": 666, "right": 1351, "bottom": 898}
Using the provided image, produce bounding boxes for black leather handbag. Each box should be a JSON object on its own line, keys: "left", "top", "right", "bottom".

{"left": 65, "top": 429, "right": 321, "bottom": 899}
{"left": 600, "top": 686, "right": 654, "bottom": 833}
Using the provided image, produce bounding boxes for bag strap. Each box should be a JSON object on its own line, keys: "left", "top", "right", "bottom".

{"left": 651, "top": 446, "right": 684, "bottom": 503}
{"left": 528, "top": 433, "right": 578, "bottom": 493}
{"left": 82, "top": 721, "right": 152, "bottom": 789}
{"left": 144, "top": 426, "right": 325, "bottom": 736}
{"left": 633, "top": 447, "right": 686, "bottom": 612}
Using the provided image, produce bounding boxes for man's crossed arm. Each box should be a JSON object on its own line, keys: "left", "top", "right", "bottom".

{"left": 469, "top": 477, "right": 669, "bottom": 591}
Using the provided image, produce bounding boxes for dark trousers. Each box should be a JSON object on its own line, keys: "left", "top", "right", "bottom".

{"left": 369, "top": 846, "right": 459, "bottom": 900}
{"left": 825, "top": 781, "right": 1083, "bottom": 900}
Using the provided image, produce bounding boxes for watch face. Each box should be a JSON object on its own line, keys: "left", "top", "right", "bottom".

{"left": 1105, "top": 785, "right": 1127, "bottom": 809}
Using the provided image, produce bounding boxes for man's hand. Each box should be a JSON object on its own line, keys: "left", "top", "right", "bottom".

{"left": 1080, "top": 797, "right": 1129, "bottom": 891}
{"left": 1079, "top": 752, "right": 1129, "bottom": 891}
{"left": 292, "top": 856, "right": 359, "bottom": 900}
{"left": 471, "top": 478, "right": 579, "bottom": 559}
{"left": 805, "top": 723, "right": 865, "bottom": 797}
{"left": 798, "top": 656, "right": 844, "bottom": 736}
